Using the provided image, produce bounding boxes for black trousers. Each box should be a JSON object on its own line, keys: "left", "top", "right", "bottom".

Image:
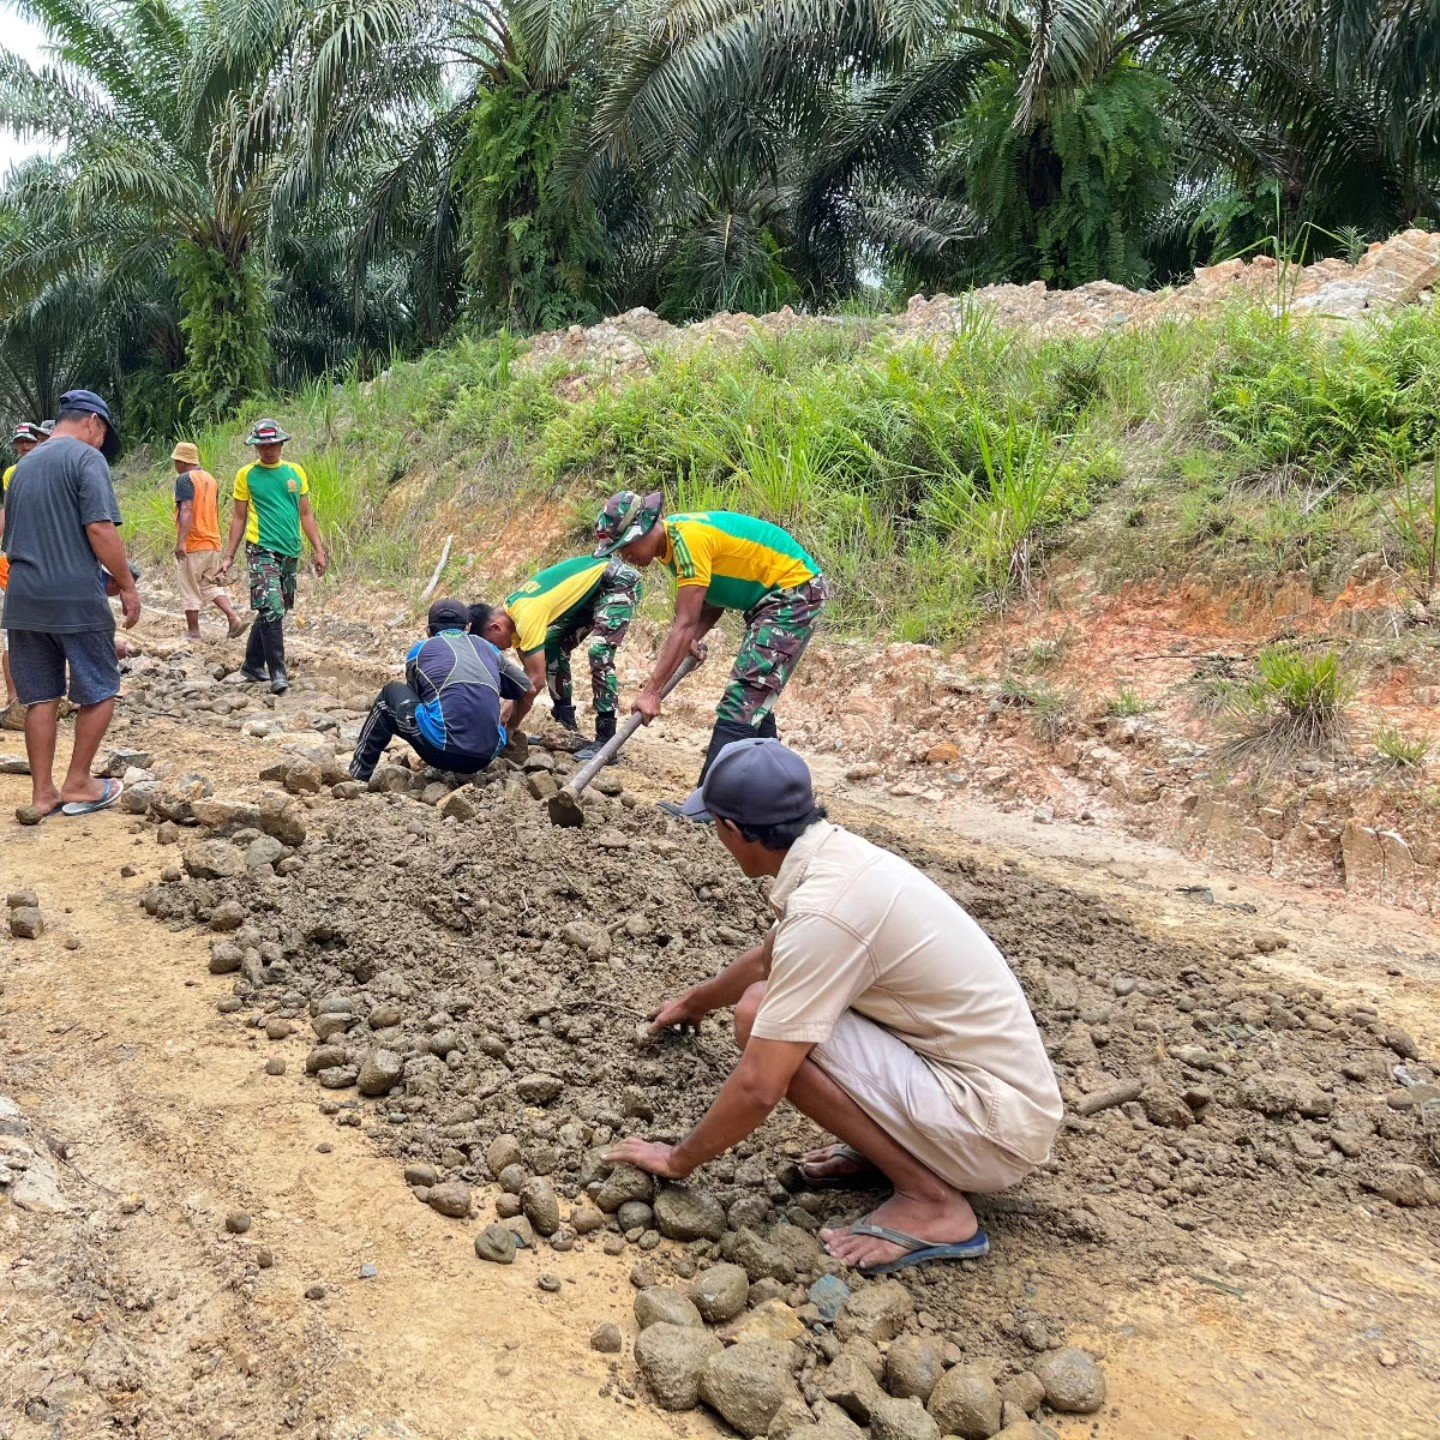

{"left": 350, "top": 681, "right": 490, "bottom": 780}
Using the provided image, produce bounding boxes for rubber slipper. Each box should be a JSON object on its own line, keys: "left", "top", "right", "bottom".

{"left": 847, "top": 1220, "right": 991, "bottom": 1277}
{"left": 60, "top": 778, "right": 124, "bottom": 817}
{"left": 797, "top": 1144, "right": 883, "bottom": 1190}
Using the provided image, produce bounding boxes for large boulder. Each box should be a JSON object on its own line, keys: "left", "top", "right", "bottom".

{"left": 698, "top": 1340, "right": 800, "bottom": 1437}
{"left": 634, "top": 1323, "right": 723, "bottom": 1411}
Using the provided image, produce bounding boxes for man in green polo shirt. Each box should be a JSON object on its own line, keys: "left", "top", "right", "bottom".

{"left": 217, "top": 419, "right": 327, "bottom": 694}
{"left": 472, "top": 551, "right": 642, "bottom": 757}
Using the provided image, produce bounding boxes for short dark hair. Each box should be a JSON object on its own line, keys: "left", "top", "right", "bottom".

{"left": 468, "top": 602, "right": 495, "bottom": 634}
{"left": 726, "top": 804, "right": 827, "bottom": 852}
{"left": 55, "top": 407, "right": 91, "bottom": 425}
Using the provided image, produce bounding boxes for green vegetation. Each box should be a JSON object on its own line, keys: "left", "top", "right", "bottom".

{"left": 1222, "top": 643, "right": 1355, "bottom": 764}
{"left": 1106, "top": 687, "right": 1150, "bottom": 717}
{"left": 1375, "top": 726, "right": 1431, "bottom": 770}
{"left": 5, "top": 0, "right": 1440, "bottom": 429}
{"left": 109, "top": 299, "right": 1440, "bottom": 644}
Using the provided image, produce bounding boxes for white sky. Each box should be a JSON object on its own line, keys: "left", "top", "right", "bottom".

{"left": 1, "top": 7, "right": 55, "bottom": 178}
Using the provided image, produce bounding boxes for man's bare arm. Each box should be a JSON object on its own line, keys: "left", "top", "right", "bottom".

{"left": 633, "top": 584, "right": 708, "bottom": 723}
{"left": 218, "top": 500, "right": 248, "bottom": 574}
{"left": 85, "top": 521, "right": 140, "bottom": 629}
{"left": 299, "top": 496, "right": 328, "bottom": 575}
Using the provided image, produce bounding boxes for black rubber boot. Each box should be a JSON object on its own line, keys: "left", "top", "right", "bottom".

{"left": 658, "top": 720, "right": 754, "bottom": 823}
{"left": 698, "top": 719, "right": 756, "bottom": 783}
{"left": 240, "top": 618, "right": 268, "bottom": 683}
{"left": 551, "top": 702, "right": 580, "bottom": 733}
{"left": 261, "top": 618, "right": 289, "bottom": 694}
{"left": 573, "top": 711, "right": 618, "bottom": 764}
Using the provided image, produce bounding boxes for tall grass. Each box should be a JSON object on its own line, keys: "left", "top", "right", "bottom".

{"left": 109, "top": 298, "right": 1440, "bottom": 640}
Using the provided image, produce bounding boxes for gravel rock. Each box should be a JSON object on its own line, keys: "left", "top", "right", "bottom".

{"left": 225, "top": 1211, "right": 252, "bottom": 1234}
{"left": 357, "top": 1048, "right": 404, "bottom": 1097}
{"left": 404, "top": 1162, "right": 439, "bottom": 1187}
{"left": 246, "top": 835, "right": 287, "bottom": 870}
{"left": 721, "top": 1227, "right": 795, "bottom": 1283}
{"left": 595, "top": 1162, "right": 654, "bottom": 1212}
{"left": 520, "top": 1176, "right": 562, "bottom": 1236}
{"left": 689, "top": 1262, "right": 750, "bottom": 1323}
{"left": 1240, "top": 1071, "right": 1334, "bottom": 1119}
{"left": 719, "top": 1298, "right": 806, "bottom": 1346}
{"left": 7, "top": 889, "right": 38, "bottom": 907}
{"left": 928, "top": 1364, "right": 1003, "bottom": 1438}
{"left": 571, "top": 1202, "right": 606, "bottom": 1235}
{"left": 9, "top": 907, "right": 43, "bottom": 939}
{"left": 264, "top": 1058, "right": 286, "bottom": 1076}
{"left": 835, "top": 1280, "right": 913, "bottom": 1343}
{"left": 1031, "top": 1348, "right": 1106, "bottom": 1414}
{"left": 515, "top": 1072, "right": 564, "bottom": 1105}
{"left": 258, "top": 795, "right": 307, "bottom": 846}
{"left": 635, "top": 1286, "right": 705, "bottom": 1330}
{"left": 426, "top": 1181, "right": 472, "bottom": 1219}
{"left": 486, "top": 1134, "right": 524, "bottom": 1177}
{"left": 698, "top": 1339, "right": 800, "bottom": 1437}
{"left": 617, "top": 1200, "right": 654, "bottom": 1232}
{"left": 474, "top": 1223, "right": 517, "bottom": 1264}
{"left": 869, "top": 1395, "right": 943, "bottom": 1440}
{"left": 209, "top": 899, "right": 246, "bottom": 931}
{"left": 808, "top": 1274, "right": 851, "bottom": 1323}
{"left": 183, "top": 840, "right": 246, "bottom": 880}
{"left": 15, "top": 805, "right": 44, "bottom": 826}
{"left": 208, "top": 941, "right": 243, "bottom": 974}
{"left": 818, "top": 1351, "right": 886, "bottom": 1422}
{"left": 634, "top": 1322, "right": 723, "bottom": 1411}
{"left": 886, "top": 1334, "right": 946, "bottom": 1402}
{"left": 998, "top": 1373, "right": 1045, "bottom": 1415}
{"left": 590, "top": 1322, "right": 623, "bottom": 1354}
{"left": 653, "top": 1184, "right": 728, "bottom": 1242}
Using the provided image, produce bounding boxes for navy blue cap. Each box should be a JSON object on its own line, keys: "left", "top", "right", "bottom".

{"left": 58, "top": 389, "right": 120, "bottom": 460}
{"left": 680, "top": 737, "right": 816, "bottom": 824}
{"left": 428, "top": 598, "right": 470, "bottom": 633}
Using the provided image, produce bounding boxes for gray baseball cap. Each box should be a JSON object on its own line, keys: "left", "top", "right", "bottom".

{"left": 679, "top": 737, "right": 815, "bottom": 824}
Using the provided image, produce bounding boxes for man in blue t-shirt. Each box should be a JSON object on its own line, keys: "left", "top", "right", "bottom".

{"left": 348, "top": 598, "right": 533, "bottom": 782}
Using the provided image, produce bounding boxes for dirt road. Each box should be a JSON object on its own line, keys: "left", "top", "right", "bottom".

{"left": 2, "top": 624, "right": 1438, "bottom": 1440}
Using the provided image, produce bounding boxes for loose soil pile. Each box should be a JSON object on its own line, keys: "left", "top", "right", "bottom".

{"left": 130, "top": 745, "right": 1440, "bottom": 1437}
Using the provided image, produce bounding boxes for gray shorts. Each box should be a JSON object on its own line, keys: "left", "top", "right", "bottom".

{"left": 6, "top": 629, "right": 121, "bottom": 707}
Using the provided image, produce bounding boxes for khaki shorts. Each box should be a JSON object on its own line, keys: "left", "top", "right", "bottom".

{"left": 810, "top": 1010, "right": 1038, "bottom": 1194}
{"left": 176, "top": 550, "right": 225, "bottom": 610}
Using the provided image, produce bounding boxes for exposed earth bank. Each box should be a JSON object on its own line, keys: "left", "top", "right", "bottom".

{"left": 2, "top": 611, "right": 1439, "bottom": 1440}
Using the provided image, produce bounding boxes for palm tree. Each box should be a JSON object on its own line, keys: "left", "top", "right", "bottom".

{"left": 0, "top": 0, "right": 432, "bottom": 419}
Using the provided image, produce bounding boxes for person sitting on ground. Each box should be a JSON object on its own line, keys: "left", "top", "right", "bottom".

{"left": 0, "top": 391, "right": 141, "bottom": 818}
{"left": 605, "top": 738, "right": 1062, "bottom": 1277}
{"left": 1, "top": 422, "right": 45, "bottom": 729}
{"left": 170, "top": 441, "right": 245, "bottom": 642}
{"left": 592, "top": 491, "right": 828, "bottom": 817}
{"left": 471, "top": 546, "right": 642, "bottom": 759}
{"left": 348, "top": 598, "right": 533, "bottom": 782}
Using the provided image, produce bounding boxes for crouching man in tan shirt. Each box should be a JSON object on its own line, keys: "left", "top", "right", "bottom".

{"left": 605, "top": 738, "right": 1062, "bottom": 1276}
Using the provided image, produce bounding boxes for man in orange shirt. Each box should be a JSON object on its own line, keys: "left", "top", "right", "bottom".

{"left": 171, "top": 442, "right": 244, "bottom": 641}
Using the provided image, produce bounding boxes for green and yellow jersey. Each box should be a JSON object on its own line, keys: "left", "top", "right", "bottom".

{"left": 660, "top": 511, "right": 819, "bottom": 613}
{"left": 233, "top": 459, "right": 309, "bottom": 557}
{"left": 506, "top": 555, "right": 614, "bottom": 654}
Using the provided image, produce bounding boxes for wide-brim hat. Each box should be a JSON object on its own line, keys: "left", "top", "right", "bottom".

{"left": 171, "top": 441, "right": 201, "bottom": 466}
{"left": 594, "top": 489, "right": 663, "bottom": 557}
{"left": 245, "top": 419, "right": 292, "bottom": 446}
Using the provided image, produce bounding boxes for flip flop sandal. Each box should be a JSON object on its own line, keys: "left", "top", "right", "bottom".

{"left": 60, "top": 778, "right": 124, "bottom": 817}
{"left": 848, "top": 1220, "right": 991, "bottom": 1277}
{"left": 797, "top": 1144, "right": 883, "bottom": 1190}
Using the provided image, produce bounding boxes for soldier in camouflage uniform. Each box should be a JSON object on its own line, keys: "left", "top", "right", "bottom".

{"left": 594, "top": 490, "right": 828, "bottom": 818}
{"left": 472, "top": 552, "right": 642, "bottom": 758}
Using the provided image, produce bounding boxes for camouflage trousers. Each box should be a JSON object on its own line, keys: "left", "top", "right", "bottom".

{"left": 716, "top": 574, "right": 829, "bottom": 727}
{"left": 545, "top": 562, "right": 641, "bottom": 716}
{"left": 246, "top": 545, "right": 298, "bottom": 623}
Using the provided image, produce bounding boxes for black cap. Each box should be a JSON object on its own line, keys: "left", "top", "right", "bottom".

{"left": 428, "top": 598, "right": 471, "bottom": 633}
{"left": 681, "top": 738, "right": 816, "bottom": 824}
{"left": 59, "top": 389, "right": 120, "bottom": 460}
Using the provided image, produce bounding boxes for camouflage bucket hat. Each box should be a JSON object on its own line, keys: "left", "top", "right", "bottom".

{"left": 594, "top": 489, "right": 663, "bottom": 557}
